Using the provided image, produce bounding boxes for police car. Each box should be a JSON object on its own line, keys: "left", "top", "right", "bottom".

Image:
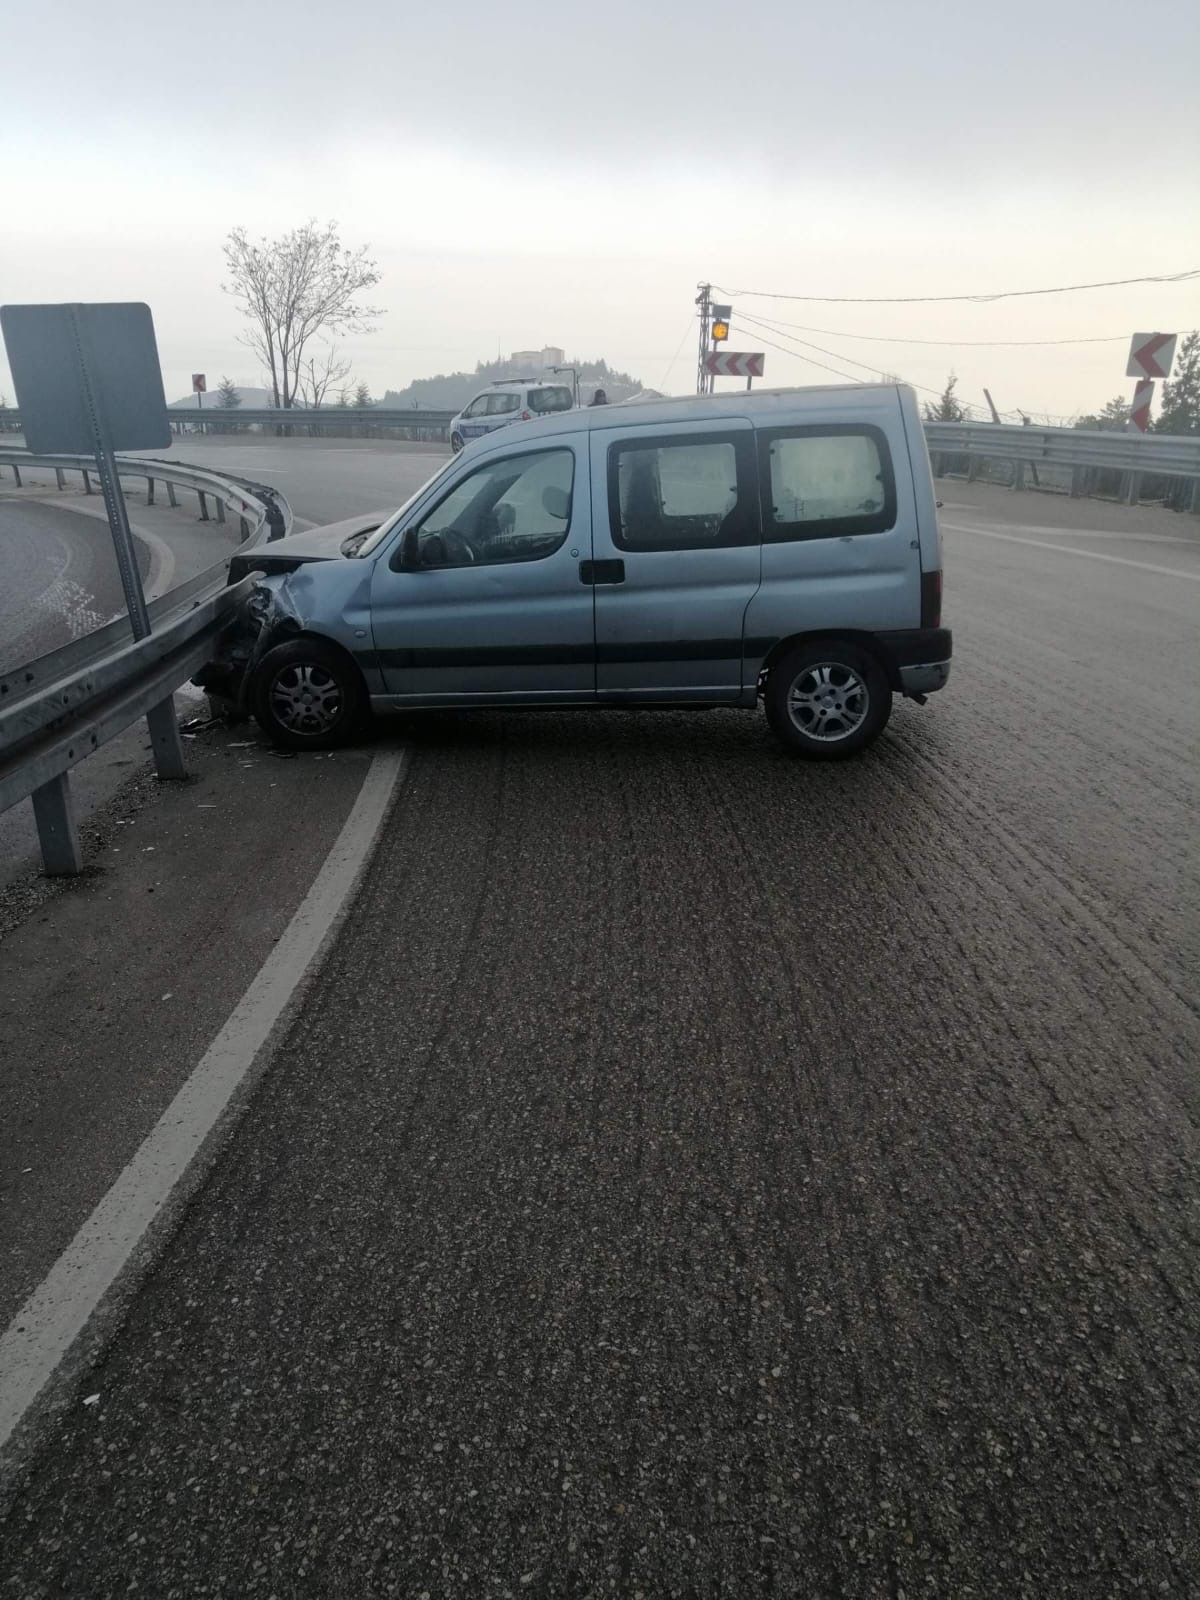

{"left": 448, "top": 379, "right": 575, "bottom": 453}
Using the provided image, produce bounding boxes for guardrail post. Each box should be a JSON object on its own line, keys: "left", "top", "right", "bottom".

{"left": 11, "top": 463, "right": 21, "bottom": 487}
{"left": 166, "top": 481, "right": 178, "bottom": 508}
{"left": 82, "top": 469, "right": 93, "bottom": 494}
{"left": 55, "top": 466, "right": 66, "bottom": 489}
{"left": 1013, "top": 460, "right": 1026, "bottom": 492}
{"left": 1070, "top": 466, "right": 1084, "bottom": 498}
{"left": 31, "top": 773, "right": 84, "bottom": 875}
{"left": 146, "top": 475, "right": 155, "bottom": 505}
{"left": 967, "top": 454, "right": 981, "bottom": 483}
{"left": 1124, "top": 471, "right": 1142, "bottom": 507}
{"left": 146, "top": 695, "right": 187, "bottom": 780}
{"left": 214, "top": 497, "right": 226, "bottom": 525}
{"left": 197, "top": 490, "right": 210, "bottom": 521}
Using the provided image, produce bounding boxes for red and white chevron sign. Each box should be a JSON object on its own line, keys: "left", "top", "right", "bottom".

{"left": 703, "top": 351, "right": 765, "bottom": 378}
{"left": 1130, "top": 378, "right": 1155, "bottom": 433}
{"left": 1126, "top": 332, "right": 1176, "bottom": 380}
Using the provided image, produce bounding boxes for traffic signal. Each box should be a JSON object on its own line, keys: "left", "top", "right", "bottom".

{"left": 711, "top": 304, "right": 732, "bottom": 343}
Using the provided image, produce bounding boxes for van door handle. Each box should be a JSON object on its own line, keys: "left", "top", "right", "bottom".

{"left": 580, "top": 559, "right": 625, "bottom": 585}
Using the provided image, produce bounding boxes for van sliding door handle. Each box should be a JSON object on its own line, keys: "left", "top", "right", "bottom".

{"left": 580, "top": 559, "right": 625, "bottom": 585}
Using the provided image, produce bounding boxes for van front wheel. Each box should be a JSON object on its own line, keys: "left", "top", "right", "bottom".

{"left": 764, "top": 642, "right": 891, "bottom": 758}
{"left": 251, "top": 639, "right": 367, "bottom": 751}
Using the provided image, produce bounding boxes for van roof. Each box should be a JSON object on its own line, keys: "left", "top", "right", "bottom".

{"left": 469, "top": 381, "right": 910, "bottom": 447}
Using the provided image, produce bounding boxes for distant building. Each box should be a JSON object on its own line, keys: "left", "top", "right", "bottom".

{"left": 510, "top": 346, "right": 566, "bottom": 375}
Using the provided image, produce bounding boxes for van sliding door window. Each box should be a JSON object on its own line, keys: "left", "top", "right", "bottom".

{"left": 760, "top": 426, "right": 896, "bottom": 541}
{"left": 608, "top": 433, "right": 755, "bottom": 552}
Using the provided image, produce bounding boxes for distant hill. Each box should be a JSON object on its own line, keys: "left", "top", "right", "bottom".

{"left": 381, "top": 356, "right": 645, "bottom": 413}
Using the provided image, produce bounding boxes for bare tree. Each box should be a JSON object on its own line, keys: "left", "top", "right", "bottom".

{"left": 223, "top": 221, "right": 383, "bottom": 409}
{"left": 296, "top": 345, "right": 352, "bottom": 410}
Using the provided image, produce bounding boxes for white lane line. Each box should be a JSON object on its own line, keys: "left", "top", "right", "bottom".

{"left": 41, "top": 498, "right": 177, "bottom": 601}
{"left": 942, "top": 522, "right": 1200, "bottom": 582}
{"left": 0, "top": 747, "right": 408, "bottom": 1456}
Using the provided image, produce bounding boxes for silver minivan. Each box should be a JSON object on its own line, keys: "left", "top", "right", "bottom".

{"left": 199, "top": 384, "right": 951, "bottom": 759}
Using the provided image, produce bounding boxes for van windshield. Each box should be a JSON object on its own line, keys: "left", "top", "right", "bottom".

{"left": 354, "top": 455, "right": 460, "bottom": 557}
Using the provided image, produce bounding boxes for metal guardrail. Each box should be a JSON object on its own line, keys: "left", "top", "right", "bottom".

{"left": 166, "top": 406, "right": 455, "bottom": 433}
{"left": 923, "top": 420, "right": 1200, "bottom": 475}
{"left": 923, "top": 421, "right": 1200, "bottom": 506}
{"left": 5, "top": 405, "right": 1198, "bottom": 476}
{"left": 1, "top": 406, "right": 453, "bottom": 440}
{"left": 0, "top": 448, "right": 289, "bottom": 875}
{"left": 0, "top": 445, "right": 288, "bottom": 537}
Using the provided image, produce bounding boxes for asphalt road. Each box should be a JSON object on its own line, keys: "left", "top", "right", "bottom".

{"left": 148, "top": 434, "right": 448, "bottom": 528}
{"left": 0, "top": 497, "right": 151, "bottom": 673}
{"left": 0, "top": 471, "right": 1197, "bottom": 1596}
{"left": 0, "top": 441, "right": 440, "bottom": 670}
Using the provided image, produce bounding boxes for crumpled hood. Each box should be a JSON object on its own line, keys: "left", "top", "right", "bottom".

{"left": 260, "top": 512, "right": 390, "bottom": 561}
{"left": 229, "top": 512, "right": 391, "bottom": 582}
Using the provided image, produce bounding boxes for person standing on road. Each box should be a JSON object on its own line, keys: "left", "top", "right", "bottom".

{"left": 589, "top": 388, "right": 608, "bottom": 406}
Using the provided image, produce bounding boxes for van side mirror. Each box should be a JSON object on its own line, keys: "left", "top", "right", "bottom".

{"left": 399, "top": 527, "right": 421, "bottom": 570}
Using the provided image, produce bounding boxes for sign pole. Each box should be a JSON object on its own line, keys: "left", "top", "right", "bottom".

{"left": 695, "top": 283, "right": 712, "bottom": 396}
{"left": 69, "top": 306, "right": 152, "bottom": 640}
{"left": 69, "top": 307, "right": 185, "bottom": 778}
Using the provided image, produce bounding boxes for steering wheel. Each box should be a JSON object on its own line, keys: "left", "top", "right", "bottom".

{"left": 423, "top": 527, "right": 480, "bottom": 566}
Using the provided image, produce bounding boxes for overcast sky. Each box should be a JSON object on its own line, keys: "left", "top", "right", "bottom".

{"left": 3, "top": 0, "right": 1198, "bottom": 419}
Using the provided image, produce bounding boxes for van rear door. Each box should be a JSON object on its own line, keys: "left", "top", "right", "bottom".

{"left": 742, "top": 393, "right": 922, "bottom": 672}
{"left": 587, "top": 418, "right": 761, "bottom": 701}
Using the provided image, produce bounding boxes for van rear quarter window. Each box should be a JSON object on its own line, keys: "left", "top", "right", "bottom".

{"left": 761, "top": 425, "right": 897, "bottom": 540}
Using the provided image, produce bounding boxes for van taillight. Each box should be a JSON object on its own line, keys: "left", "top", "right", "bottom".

{"left": 921, "top": 570, "right": 942, "bottom": 628}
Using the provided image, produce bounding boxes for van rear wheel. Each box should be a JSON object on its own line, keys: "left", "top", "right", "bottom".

{"left": 764, "top": 641, "right": 891, "bottom": 758}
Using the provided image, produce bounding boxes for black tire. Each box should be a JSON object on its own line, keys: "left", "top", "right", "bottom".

{"left": 450, "top": 431, "right": 465, "bottom": 454}
{"left": 250, "top": 638, "right": 367, "bottom": 751}
{"left": 764, "top": 640, "right": 891, "bottom": 758}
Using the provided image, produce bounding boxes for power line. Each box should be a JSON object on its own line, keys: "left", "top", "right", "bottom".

{"left": 728, "top": 316, "right": 1127, "bottom": 348}
{"left": 737, "top": 312, "right": 1025, "bottom": 420}
{"left": 733, "top": 324, "right": 869, "bottom": 385}
{"left": 656, "top": 314, "right": 699, "bottom": 394}
{"left": 741, "top": 313, "right": 1087, "bottom": 425}
{"left": 738, "top": 312, "right": 902, "bottom": 382}
{"left": 713, "top": 267, "right": 1200, "bottom": 305}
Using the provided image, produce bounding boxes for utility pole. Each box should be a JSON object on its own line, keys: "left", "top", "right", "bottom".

{"left": 695, "top": 282, "right": 712, "bottom": 396}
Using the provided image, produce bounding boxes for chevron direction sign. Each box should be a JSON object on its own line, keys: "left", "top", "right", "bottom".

{"left": 703, "top": 351, "right": 765, "bottom": 379}
{"left": 1126, "top": 333, "right": 1177, "bottom": 380}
